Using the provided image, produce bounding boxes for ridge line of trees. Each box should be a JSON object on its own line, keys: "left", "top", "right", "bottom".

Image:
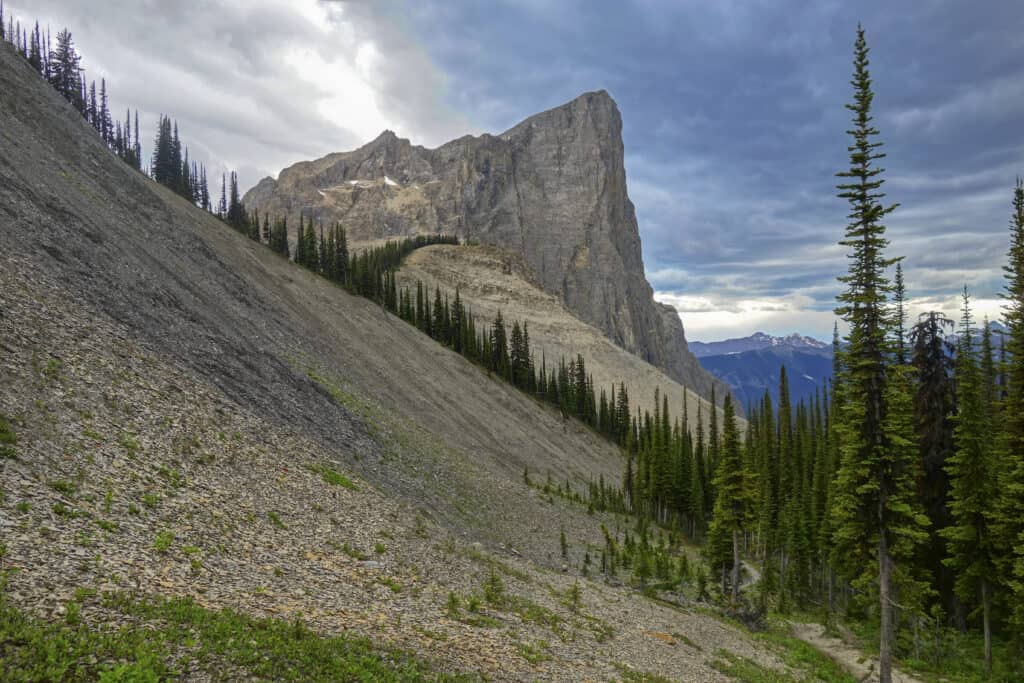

{"left": 2, "top": 6, "right": 215, "bottom": 212}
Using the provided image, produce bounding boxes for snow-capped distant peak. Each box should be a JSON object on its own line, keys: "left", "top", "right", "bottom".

{"left": 689, "top": 331, "right": 830, "bottom": 358}
{"left": 780, "top": 333, "right": 828, "bottom": 349}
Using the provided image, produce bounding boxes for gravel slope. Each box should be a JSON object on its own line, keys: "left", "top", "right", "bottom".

{"left": 1, "top": 41, "right": 789, "bottom": 680}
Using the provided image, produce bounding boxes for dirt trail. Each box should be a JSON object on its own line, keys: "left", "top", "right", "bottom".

{"left": 740, "top": 561, "right": 922, "bottom": 683}
{"left": 790, "top": 622, "right": 923, "bottom": 683}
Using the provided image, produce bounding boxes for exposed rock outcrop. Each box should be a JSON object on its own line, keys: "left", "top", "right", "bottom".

{"left": 244, "top": 91, "right": 727, "bottom": 402}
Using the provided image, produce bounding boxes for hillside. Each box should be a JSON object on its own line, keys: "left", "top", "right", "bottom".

{"left": 397, "top": 244, "right": 724, "bottom": 422}
{"left": 0, "top": 40, "right": 803, "bottom": 681}
{"left": 242, "top": 93, "right": 729, "bottom": 403}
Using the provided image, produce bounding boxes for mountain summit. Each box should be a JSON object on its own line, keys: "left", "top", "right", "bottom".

{"left": 244, "top": 91, "right": 726, "bottom": 401}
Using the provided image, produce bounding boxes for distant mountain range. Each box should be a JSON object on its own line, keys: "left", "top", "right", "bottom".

{"left": 693, "top": 332, "right": 832, "bottom": 410}
{"left": 689, "top": 331, "right": 830, "bottom": 358}
{"left": 696, "top": 321, "right": 1008, "bottom": 412}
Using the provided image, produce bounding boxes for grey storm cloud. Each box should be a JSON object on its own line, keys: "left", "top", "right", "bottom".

{"left": 8, "top": 0, "right": 1022, "bottom": 340}
{"left": 446, "top": 2, "right": 1018, "bottom": 339}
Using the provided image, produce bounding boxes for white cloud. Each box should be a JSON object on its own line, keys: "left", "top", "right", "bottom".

{"left": 9, "top": 0, "right": 470, "bottom": 191}
{"left": 656, "top": 291, "right": 840, "bottom": 342}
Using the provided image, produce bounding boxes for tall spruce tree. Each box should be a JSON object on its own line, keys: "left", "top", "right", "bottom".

{"left": 894, "top": 262, "right": 908, "bottom": 365}
{"left": 993, "top": 178, "right": 1024, "bottom": 640}
{"left": 705, "top": 394, "right": 756, "bottom": 604}
{"left": 829, "top": 26, "right": 928, "bottom": 682}
{"left": 910, "top": 310, "right": 957, "bottom": 619}
{"left": 942, "top": 288, "right": 997, "bottom": 674}
{"left": 47, "top": 29, "right": 82, "bottom": 106}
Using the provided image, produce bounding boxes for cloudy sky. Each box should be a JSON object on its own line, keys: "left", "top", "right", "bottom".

{"left": 9, "top": 0, "right": 1022, "bottom": 341}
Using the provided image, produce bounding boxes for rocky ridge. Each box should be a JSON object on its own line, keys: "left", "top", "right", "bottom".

{"left": 244, "top": 92, "right": 728, "bottom": 402}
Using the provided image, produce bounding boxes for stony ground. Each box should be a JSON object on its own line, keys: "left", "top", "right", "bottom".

{"left": 0, "top": 255, "right": 789, "bottom": 681}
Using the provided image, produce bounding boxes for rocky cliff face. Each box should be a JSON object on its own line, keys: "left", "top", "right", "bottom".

{"left": 244, "top": 91, "right": 726, "bottom": 400}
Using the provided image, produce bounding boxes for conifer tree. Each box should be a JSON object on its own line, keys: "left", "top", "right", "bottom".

{"left": 294, "top": 213, "right": 307, "bottom": 266}
{"left": 27, "top": 21, "right": 41, "bottom": 72}
{"left": 705, "top": 394, "right": 756, "bottom": 604}
{"left": 47, "top": 29, "right": 82, "bottom": 106}
{"left": 910, "top": 310, "right": 957, "bottom": 616}
{"left": 134, "top": 110, "right": 141, "bottom": 171}
{"left": 99, "top": 78, "right": 111, "bottom": 143}
{"left": 942, "top": 288, "right": 997, "bottom": 674}
{"left": 980, "top": 319, "right": 996, "bottom": 412}
{"left": 992, "top": 178, "right": 1024, "bottom": 639}
{"left": 894, "top": 262, "right": 908, "bottom": 365}
{"left": 303, "top": 217, "right": 318, "bottom": 271}
{"left": 829, "top": 26, "right": 928, "bottom": 682}
{"left": 87, "top": 80, "right": 97, "bottom": 129}
{"left": 334, "top": 224, "right": 348, "bottom": 284}
{"left": 218, "top": 173, "right": 227, "bottom": 219}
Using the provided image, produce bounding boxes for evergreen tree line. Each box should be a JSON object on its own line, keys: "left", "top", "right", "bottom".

{"left": 249, "top": 216, "right": 735, "bottom": 531}
{"left": 1, "top": 7, "right": 227, "bottom": 212}
{"left": 2, "top": 7, "right": 142, "bottom": 171}
{"left": 150, "top": 115, "right": 211, "bottom": 209}
{"left": 692, "top": 27, "right": 1024, "bottom": 681}
{"left": 267, "top": 222, "right": 655, "bottom": 448}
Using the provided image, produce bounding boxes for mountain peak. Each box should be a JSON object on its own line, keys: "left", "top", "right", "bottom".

{"left": 242, "top": 85, "right": 727, "bottom": 402}
{"left": 500, "top": 89, "right": 621, "bottom": 139}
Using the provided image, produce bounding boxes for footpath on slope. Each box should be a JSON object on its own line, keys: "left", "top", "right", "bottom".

{"left": 740, "top": 561, "right": 923, "bottom": 683}
{"left": 790, "top": 622, "right": 923, "bottom": 683}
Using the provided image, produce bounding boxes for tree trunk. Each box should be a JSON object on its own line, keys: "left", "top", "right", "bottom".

{"left": 879, "top": 530, "right": 893, "bottom": 683}
{"left": 731, "top": 529, "right": 741, "bottom": 605}
{"left": 827, "top": 567, "right": 834, "bottom": 614}
{"left": 982, "top": 579, "right": 992, "bottom": 677}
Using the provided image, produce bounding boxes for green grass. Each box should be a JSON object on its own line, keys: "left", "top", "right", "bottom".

{"left": 340, "top": 543, "right": 367, "bottom": 561}
{"left": 95, "top": 519, "right": 119, "bottom": 533}
{"left": 118, "top": 433, "right": 139, "bottom": 457}
{"left": 156, "top": 465, "right": 182, "bottom": 488}
{"left": 377, "top": 576, "right": 403, "bottom": 593}
{"left": 48, "top": 480, "right": 76, "bottom": 497}
{"left": 267, "top": 511, "right": 286, "bottom": 529}
{"left": 153, "top": 531, "right": 174, "bottom": 553}
{"left": 516, "top": 640, "right": 551, "bottom": 665}
{"left": 710, "top": 650, "right": 793, "bottom": 682}
{"left": 308, "top": 463, "right": 359, "bottom": 491}
{"left": 611, "top": 661, "right": 675, "bottom": 682}
{"left": 0, "top": 580, "right": 479, "bottom": 682}
{"left": 847, "top": 617, "right": 1022, "bottom": 682}
{"left": 752, "top": 627, "right": 855, "bottom": 682}
{"left": 52, "top": 502, "right": 80, "bottom": 519}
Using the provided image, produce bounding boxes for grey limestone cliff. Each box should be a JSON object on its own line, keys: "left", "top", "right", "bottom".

{"left": 244, "top": 91, "right": 727, "bottom": 401}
